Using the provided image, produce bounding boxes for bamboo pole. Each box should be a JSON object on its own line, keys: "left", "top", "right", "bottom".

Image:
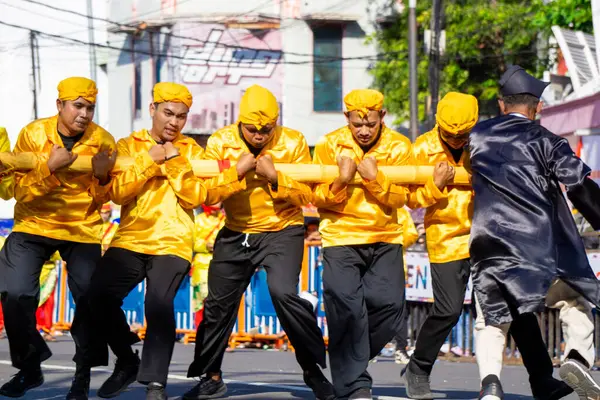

{"left": 0, "top": 152, "right": 471, "bottom": 185}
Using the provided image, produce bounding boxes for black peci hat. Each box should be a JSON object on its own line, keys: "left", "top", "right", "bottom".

{"left": 499, "top": 65, "right": 550, "bottom": 98}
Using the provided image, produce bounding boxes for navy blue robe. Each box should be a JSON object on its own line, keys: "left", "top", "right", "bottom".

{"left": 468, "top": 114, "right": 600, "bottom": 326}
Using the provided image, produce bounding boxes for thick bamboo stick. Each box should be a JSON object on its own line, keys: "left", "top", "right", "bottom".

{"left": 0, "top": 153, "right": 471, "bottom": 185}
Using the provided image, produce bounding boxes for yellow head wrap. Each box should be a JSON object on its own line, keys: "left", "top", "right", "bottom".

{"left": 57, "top": 77, "right": 98, "bottom": 103}
{"left": 238, "top": 85, "right": 279, "bottom": 130}
{"left": 436, "top": 92, "right": 479, "bottom": 135}
{"left": 344, "top": 89, "right": 384, "bottom": 118}
{"left": 153, "top": 82, "right": 193, "bottom": 108}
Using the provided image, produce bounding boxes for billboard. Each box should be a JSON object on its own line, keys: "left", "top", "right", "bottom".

{"left": 176, "top": 22, "right": 283, "bottom": 135}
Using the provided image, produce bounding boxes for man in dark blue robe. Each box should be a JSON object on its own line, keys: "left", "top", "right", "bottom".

{"left": 468, "top": 65, "right": 600, "bottom": 400}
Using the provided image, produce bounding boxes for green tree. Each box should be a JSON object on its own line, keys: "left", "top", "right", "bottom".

{"left": 369, "top": 0, "right": 593, "bottom": 124}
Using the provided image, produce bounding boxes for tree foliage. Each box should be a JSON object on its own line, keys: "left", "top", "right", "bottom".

{"left": 369, "top": 0, "right": 594, "bottom": 122}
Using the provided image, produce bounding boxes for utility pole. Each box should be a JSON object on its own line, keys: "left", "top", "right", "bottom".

{"left": 87, "top": 0, "right": 98, "bottom": 122}
{"left": 408, "top": 0, "right": 418, "bottom": 141}
{"left": 428, "top": 0, "right": 442, "bottom": 130}
{"left": 29, "top": 30, "right": 38, "bottom": 120}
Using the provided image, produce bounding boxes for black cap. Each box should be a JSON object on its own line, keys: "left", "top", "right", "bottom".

{"left": 499, "top": 65, "right": 550, "bottom": 98}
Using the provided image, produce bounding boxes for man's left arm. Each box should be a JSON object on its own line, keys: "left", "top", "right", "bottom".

{"left": 89, "top": 134, "right": 117, "bottom": 205}
{"left": 549, "top": 138, "right": 600, "bottom": 230}
{"left": 163, "top": 143, "right": 246, "bottom": 209}
{"left": 265, "top": 135, "right": 315, "bottom": 207}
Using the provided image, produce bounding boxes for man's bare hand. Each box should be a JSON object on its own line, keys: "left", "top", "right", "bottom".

{"left": 357, "top": 157, "right": 378, "bottom": 181}
{"left": 163, "top": 141, "right": 179, "bottom": 159}
{"left": 433, "top": 161, "right": 455, "bottom": 190}
{"left": 256, "top": 154, "right": 278, "bottom": 185}
{"left": 149, "top": 145, "right": 166, "bottom": 164}
{"left": 47, "top": 145, "right": 78, "bottom": 173}
{"left": 236, "top": 152, "right": 256, "bottom": 180}
{"left": 336, "top": 156, "right": 358, "bottom": 184}
{"left": 92, "top": 149, "right": 117, "bottom": 185}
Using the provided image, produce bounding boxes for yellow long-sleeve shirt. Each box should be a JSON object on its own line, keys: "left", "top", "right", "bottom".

{"left": 398, "top": 207, "right": 419, "bottom": 248}
{"left": 12, "top": 115, "right": 115, "bottom": 243}
{"left": 0, "top": 127, "right": 14, "bottom": 200}
{"left": 313, "top": 125, "right": 445, "bottom": 248}
{"left": 108, "top": 130, "right": 244, "bottom": 262}
{"left": 204, "top": 124, "right": 314, "bottom": 233}
{"left": 411, "top": 127, "right": 473, "bottom": 263}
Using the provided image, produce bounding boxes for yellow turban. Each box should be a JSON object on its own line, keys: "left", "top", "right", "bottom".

{"left": 153, "top": 82, "right": 193, "bottom": 109}
{"left": 57, "top": 77, "right": 98, "bottom": 103}
{"left": 238, "top": 85, "right": 279, "bottom": 130}
{"left": 344, "top": 89, "right": 384, "bottom": 118}
{"left": 436, "top": 92, "right": 479, "bottom": 135}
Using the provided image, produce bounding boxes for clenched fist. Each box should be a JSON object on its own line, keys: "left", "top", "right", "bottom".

{"left": 47, "top": 144, "right": 78, "bottom": 173}
{"left": 433, "top": 161, "right": 455, "bottom": 190}
{"left": 256, "top": 154, "right": 278, "bottom": 185}
{"left": 336, "top": 156, "right": 357, "bottom": 184}
{"left": 148, "top": 145, "right": 166, "bottom": 163}
{"left": 357, "top": 157, "right": 378, "bottom": 181}
{"left": 92, "top": 149, "right": 117, "bottom": 185}
{"left": 163, "top": 141, "right": 180, "bottom": 159}
{"left": 236, "top": 152, "right": 256, "bottom": 180}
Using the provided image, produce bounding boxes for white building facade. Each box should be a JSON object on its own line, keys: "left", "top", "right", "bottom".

{"left": 106, "top": 0, "right": 386, "bottom": 146}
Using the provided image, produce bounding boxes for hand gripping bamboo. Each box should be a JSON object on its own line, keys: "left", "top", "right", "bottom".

{"left": 0, "top": 152, "right": 471, "bottom": 185}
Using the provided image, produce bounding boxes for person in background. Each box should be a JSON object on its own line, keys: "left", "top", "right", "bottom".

{"left": 394, "top": 206, "right": 419, "bottom": 365}
{"left": 100, "top": 203, "right": 118, "bottom": 256}
{"left": 36, "top": 252, "right": 61, "bottom": 341}
{"left": 191, "top": 203, "right": 226, "bottom": 328}
{"left": 305, "top": 216, "right": 321, "bottom": 242}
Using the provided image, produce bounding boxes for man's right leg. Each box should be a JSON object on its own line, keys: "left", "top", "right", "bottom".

{"left": 184, "top": 229, "right": 255, "bottom": 400}
{"left": 0, "top": 232, "right": 56, "bottom": 397}
{"left": 87, "top": 247, "right": 146, "bottom": 399}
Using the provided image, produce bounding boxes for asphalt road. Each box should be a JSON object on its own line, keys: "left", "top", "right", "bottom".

{"left": 0, "top": 334, "right": 595, "bottom": 399}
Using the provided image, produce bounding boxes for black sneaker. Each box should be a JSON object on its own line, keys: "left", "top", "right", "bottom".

{"left": 66, "top": 367, "right": 91, "bottom": 400}
{"left": 0, "top": 368, "right": 44, "bottom": 398}
{"left": 182, "top": 376, "right": 227, "bottom": 400}
{"left": 479, "top": 375, "right": 504, "bottom": 400}
{"left": 402, "top": 365, "right": 446, "bottom": 399}
{"left": 349, "top": 387, "right": 372, "bottom": 400}
{"left": 97, "top": 352, "right": 140, "bottom": 398}
{"left": 531, "top": 376, "right": 573, "bottom": 400}
{"left": 559, "top": 359, "right": 600, "bottom": 400}
{"left": 146, "top": 382, "right": 167, "bottom": 400}
{"left": 303, "top": 368, "right": 335, "bottom": 400}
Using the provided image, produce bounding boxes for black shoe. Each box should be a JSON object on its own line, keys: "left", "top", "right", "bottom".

{"left": 182, "top": 376, "right": 227, "bottom": 400}
{"left": 349, "top": 387, "right": 372, "bottom": 399}
{"left": 66, "top": 367, "right": 91, "bottom": 400}
{"left": 303, "top": 368, "right": 335, "bottom": 400}
{"left": 402, "top": 365, "right": 446, "bottom": 399}
{"left": 531, "top": 376, "right": 573, "bottom": 400}
{"left": 0, "top": 368, "right": 44, "bottom": 398}
{"left": 97, "top": 351, "right": 140, "bottom": 398}
{"left": 479, "top": 375, "right": 504, "bottom": 400}
{"left": 146, "top": 382, "right": 167, "bottom": 400}
{"left": 559, "top": 359, "right": 600, "bottom": 400}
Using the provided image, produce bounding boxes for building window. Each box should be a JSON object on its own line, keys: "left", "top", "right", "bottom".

{"left": 313, "top": 25, "right": 343, "bottom": 112}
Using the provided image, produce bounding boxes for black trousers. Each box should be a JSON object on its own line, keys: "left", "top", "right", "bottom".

{"left": 87, "top": 247, "right": 190, "bottom": 385}
{"left": 394, "top": 304, "right": 409, "bottom": 350}
{"left": 410, "top": 258, "right": 553, "bottom": 384}
{"left": 187, "top": 225, "right": 326, "bottom": 377}
{"left": 0, "top": 232, "right": 100, "bottom": 370}
{"left": 322, "top": 243, "right": 405, "bottom": 398}
{"left": 410, "top": 259, "right": 470, "bottom": 375}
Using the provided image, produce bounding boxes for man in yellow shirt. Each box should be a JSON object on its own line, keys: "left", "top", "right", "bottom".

{"left": 86, "top": 83, "right": 250, "bottom": 400}
{"left": 182, "top": 85, "right": 334, "bottom": 400}
{"left": 0, "top": 77, "right": 116, "bottom": 399}
{"left": 312, "top": 89, "right": 450, "bottom": 400}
